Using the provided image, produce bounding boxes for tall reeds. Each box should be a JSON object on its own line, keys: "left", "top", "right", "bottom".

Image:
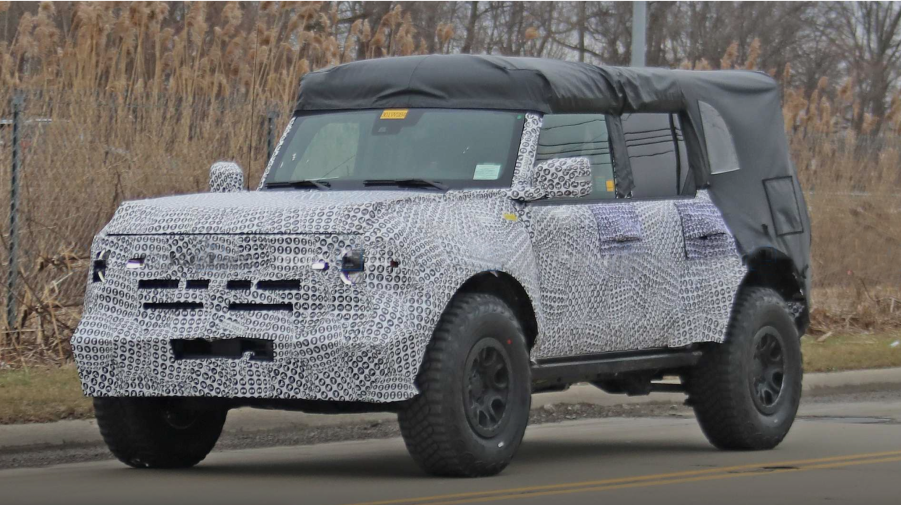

{"left": 0, "top": 3, "right": 898, "bottom": 364}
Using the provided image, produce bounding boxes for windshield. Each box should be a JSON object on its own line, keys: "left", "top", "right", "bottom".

{"left": 263, "top": 109, "right": 524, "bottom": 190}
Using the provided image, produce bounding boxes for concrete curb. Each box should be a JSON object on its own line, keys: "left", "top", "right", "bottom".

{"left": 2, "top": 367, "right": 900, "bottom": 451}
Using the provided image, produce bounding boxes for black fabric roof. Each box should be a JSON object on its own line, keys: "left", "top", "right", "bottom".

{"left": 295, "top": 54, "right": 767, "bottom": 115}
{"left": 295, "top": 55, "right": 812, "bottom": 305}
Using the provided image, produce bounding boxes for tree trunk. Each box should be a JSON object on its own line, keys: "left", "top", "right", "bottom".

{"left": 462, "top": 1, "right": 479, "bottom": 54}
{"left": 577, "top": 2, "right": 587, "bottom": 62}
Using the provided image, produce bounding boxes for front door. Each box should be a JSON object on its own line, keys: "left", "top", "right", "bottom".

{"left": 525, "top": 112, "right": 724, "bottom": 359}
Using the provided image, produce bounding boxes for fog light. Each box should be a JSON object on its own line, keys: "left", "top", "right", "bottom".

{"left": 340, "top": 249, "right": 364, "bottom": 286}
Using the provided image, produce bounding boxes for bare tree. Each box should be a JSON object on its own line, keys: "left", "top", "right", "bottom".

{"left": 822, "top": 2, "right": 901, "bottom": 133}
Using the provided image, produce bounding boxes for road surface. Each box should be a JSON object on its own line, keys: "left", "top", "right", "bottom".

{"left": 2, "top": 395, "right": 900, "bottom": 505}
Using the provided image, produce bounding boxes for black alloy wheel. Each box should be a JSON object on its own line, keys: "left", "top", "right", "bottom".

{"left": 749, "top": 327, "right": 786, "bottom": 415}
{"left": 465, "top": 338, "right": 513, "bottom": 438}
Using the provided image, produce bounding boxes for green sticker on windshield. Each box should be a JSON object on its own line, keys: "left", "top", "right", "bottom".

{"left": 473, "top": 163, "right": 502, "bottom": 180}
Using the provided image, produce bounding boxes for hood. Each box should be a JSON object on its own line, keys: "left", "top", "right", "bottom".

{"left": 103, "top": 190, "right": 433, "bottom": 235}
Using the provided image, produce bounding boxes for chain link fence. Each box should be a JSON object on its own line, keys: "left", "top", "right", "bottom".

{"left": 0, "top": 89, "right": 292, "bottom": 363}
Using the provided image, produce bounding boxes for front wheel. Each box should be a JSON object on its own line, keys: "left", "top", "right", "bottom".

{"left": 94, "top": 397, "right": 228, "bottom": 468}
{"left": 398, "top": 292, "right": 532, "bottom": 477}
{"left": 687, "top": 287, "right": 802, "bottom": 450}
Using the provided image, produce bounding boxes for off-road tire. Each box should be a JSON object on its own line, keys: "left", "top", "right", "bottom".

{"left": 687, "top": 287, "right": 802, "bottom": 450}
{"left": 94, "top": 397, "right": 228, "bottom": 468}
{"left": 398, "top": 292, "right": 532, "bottom": 477}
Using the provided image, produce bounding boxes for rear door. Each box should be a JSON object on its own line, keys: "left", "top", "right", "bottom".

{"left": 622, "top": 111, "right": 744, "bottom": 349}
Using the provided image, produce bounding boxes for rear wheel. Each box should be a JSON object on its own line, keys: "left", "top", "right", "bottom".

{"left": 687, "top": 287, "right": 802, "bottom": 450}
{"left": 94, "top": 397, "right": 227, "bottom": 468}
{"left": 398, "top": 293, "right": 531, "bottom": 477}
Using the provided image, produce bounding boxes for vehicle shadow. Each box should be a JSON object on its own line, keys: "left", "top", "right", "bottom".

{"left": 178, "top": 437, "right": 713, "bottom": 480}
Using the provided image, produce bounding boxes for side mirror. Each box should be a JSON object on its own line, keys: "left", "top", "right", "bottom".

{"left": 209, "top": 161, "right": 245, "bottom": 193}
{"left": 510, "top": 157, "right": 592, "bottom": 201}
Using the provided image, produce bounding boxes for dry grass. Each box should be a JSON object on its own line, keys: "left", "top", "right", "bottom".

{"left": 802, "top": 331, "right": 901, "bottom": 373}
{"left": 0, "top": 333, "right": 898, "bottom": 425}
{"left": 0, "top": 365, "right": 92, "bottom": 424}
{"left": 0, "top": 4, "right": 899, "bottom": 366}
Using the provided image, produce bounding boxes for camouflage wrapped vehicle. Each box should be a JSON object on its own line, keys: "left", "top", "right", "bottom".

{"left": 73, "top": 55, "right": 811, "bottom": 476}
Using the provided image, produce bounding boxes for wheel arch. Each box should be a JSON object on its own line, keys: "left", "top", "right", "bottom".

{"left": 452, "top": 271, "right": 540, "bottom": 351}
{"left": 741, "top": 247, "right": 810, "bottom": 334}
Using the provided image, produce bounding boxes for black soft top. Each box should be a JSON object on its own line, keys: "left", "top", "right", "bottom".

{"left": 296, "top": 55, "right": 812, "bottom": 303}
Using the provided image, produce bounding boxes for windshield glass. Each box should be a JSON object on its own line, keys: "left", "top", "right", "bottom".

{"left": 263, "top": 109, "right": 524, "bottom": 190}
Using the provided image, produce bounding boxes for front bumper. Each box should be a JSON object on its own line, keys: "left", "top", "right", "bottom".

{"left": 72, "top": 321, "right": 419, "bottom": 402}
{"left": 72, "top": 233, "right": 436, "bottom": 403}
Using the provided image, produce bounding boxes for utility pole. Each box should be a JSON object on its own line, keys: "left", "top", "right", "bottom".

{"left": 631, "top": 1, "right": 647, "bottom": 67}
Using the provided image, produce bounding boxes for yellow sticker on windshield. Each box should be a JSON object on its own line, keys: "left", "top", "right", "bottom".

{"left": 606, "top": 180, "right": 615, "bottom": 192}
{"left": 380, "top": 109, "right": 408, "bottom": 120}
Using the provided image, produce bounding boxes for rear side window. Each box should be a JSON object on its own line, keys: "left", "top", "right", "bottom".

{"left": 621, "top": 113, "right": 682, "bottom": 198}
{"left": 536, "top": 114, "right": 615, "bottom": 199}
{"left": 698, "top": 101, "right": 740, "bottom": 175}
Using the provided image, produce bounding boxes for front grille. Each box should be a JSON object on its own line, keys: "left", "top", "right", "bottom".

{"left": 138, "top": 278, "right": 307, "bottom": 313}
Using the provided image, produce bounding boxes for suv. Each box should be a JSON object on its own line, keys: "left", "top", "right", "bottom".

{"left": 73, "top": 55, "right": 811, "bottom": 477}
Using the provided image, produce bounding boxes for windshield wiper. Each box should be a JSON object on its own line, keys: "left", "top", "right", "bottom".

{"left": 265, "top": 180, "right": 331, "bottom": 190}
{"left": 363, "top": 179, "right": 448, "bottom": 191}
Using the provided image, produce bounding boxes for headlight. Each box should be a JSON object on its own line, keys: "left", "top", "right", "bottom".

{"left": 341, "top": 249, "right": 365, "bottom": 273}
{"left": 339, "top": 249, "right": 364, "bottom": 286}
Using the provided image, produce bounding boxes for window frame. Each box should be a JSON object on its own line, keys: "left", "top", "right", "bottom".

{"left": 698, "top": 101, "right": 741, "bottom": 176}
{"left": 262, "top": 108, "right": 526, "bottom": 191}
{"left": 533, "top": 111, "right": 699, "bottom": 206}
{"left": 533, "top": 113, "right": 619, "bottom": 203}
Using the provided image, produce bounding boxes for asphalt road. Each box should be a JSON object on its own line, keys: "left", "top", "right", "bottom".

{"left": 2, "top": 396, "right": 900, "bottom": 505}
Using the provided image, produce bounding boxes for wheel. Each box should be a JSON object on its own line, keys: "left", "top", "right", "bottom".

{"left": 398, "top": 292, "right": 532, "bottom": 477}
{"left": 687, "top": 287, "right": 802, "bottom": 450}
{"left": 94, "top": 397, "right": 228, "bottom": 468}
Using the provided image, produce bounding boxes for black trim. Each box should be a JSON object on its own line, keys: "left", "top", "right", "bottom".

{"left": 226, "top": 280, "right": 252, "bottom": 290}
{"left": 531, "top": 348, "right": 702, "bottom": 386}
{"left": 186, "top": 279, "right": 210, "bottom": 289}
{"left": 143, "top": 302, "right": 203, "bottom": 310}
{"left": 256, "top": 279, "right": 302, "bottom": 291}
{"left": 228, "top": 303, "right": 293, "bottom": 312}
{"left": 138, "top": 279, "right": 179, "bottom": 290}
{"left": 606, "top": 115, "right": 633, "bottom": 197}
{"left": 670, "top": 113, "right": 682, "bottom": 195}
{"left": 171, "top": 338, "right": 274, "bottom": 362}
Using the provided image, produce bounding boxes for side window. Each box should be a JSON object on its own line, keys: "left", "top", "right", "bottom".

{"left": 698, "top": 101, "right": 740, "bottom": 174}
{"left": 535, "top": 114, "right": 615, "bottom": 199}
{"left": 621, "top": 112, "right": 682, "bottom": 199}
